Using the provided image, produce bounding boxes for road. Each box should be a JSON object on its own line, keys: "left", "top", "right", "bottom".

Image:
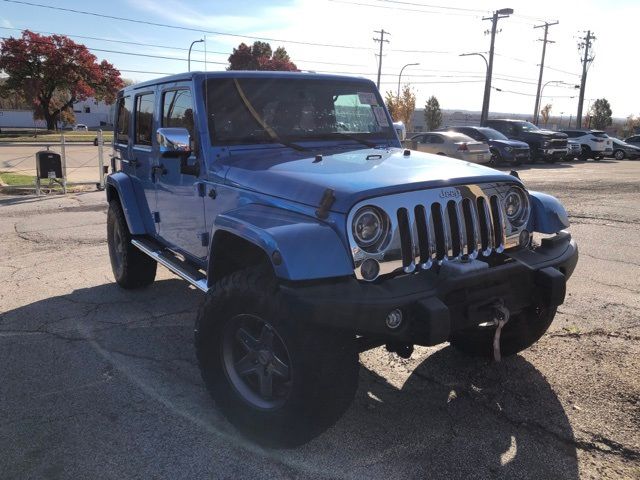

{"left": 0, "top": 159, "right": 638, "bottom": 479}
{"left": 0, "top": 142, "right": 106, "bottom": 183}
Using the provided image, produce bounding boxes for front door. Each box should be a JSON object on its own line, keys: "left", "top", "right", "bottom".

{"left": 155, "top": 86, "right": 208, "bottom": 261}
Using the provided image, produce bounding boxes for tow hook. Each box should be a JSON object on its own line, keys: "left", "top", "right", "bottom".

{"left": 492, "top": 301, "right": 510, "bottom": 362}
{"left": 386, "top": 342, "right": 414, "bottom": 359}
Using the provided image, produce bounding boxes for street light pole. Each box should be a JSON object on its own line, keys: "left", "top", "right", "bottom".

{"left": 459, "top": 53, "right": 488, "bottom": 124}
{"left": 188, "top": 39, "right": 204, "bottom": 72}
{"left": 397, "top": 63, "right": 419, "bottom": 99}
{"left": 480, "top": 8, "right": 513, "bottom": 126}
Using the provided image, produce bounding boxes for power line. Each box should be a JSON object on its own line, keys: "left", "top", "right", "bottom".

{"left": 0, "top": 36, "right": 228, "bottom": 65}
{"left": 373, "top": 29, "right": 390, "bottom": 89}
{"left": 367, "top": 0, "right": 488, "bottom": 14}
{"left": 532, "top": 21, "right": 559, "bottom": 124}
{"left": 330, "top": 0, "right": 485, "bottom": 18}
{"left": 0, "top": 26, "right": 370, "bottom": 67}
{"left": 1, "top": 0, "right": 372, "bottom": 50}
{"left": 576, "top": 30, "right": 596, "bottom": 128}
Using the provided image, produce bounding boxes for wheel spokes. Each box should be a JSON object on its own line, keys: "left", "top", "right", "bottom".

{"left": 235, "top": 353, "right": 258, "bottom": 376}
{"left": 236, "top": 327, "right": 259, "bottom": 352}
{"left": 269, "top": 355, "right": 290, "bottom": 379}
{"left": 259, "top": 325, "right": 274, "bottom": 348}
{"left": 258, "top": 370, "right": 274, "bottom": 398}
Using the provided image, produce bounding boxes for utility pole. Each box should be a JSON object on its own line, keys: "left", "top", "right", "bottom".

{"left": 480, "top": 8, "right": 513, "bottom": 125}
{"left": 576, "top": 30, "right": 595, "bottom": 128}
{"left": 532, "top": 21, "right": 558, "bottom": 125}
{"left": 373, "top": 29, "right": 390, "bottom": 90}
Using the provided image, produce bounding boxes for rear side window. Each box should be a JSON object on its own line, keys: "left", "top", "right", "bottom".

{"left": 115, "top": 96, "right": 132, "bottom": 144}
{"left": 135, "top": 92, "right": 155, "bottom": 146}
{"left": 591, "top": 131, "right": 608, "bottom": 138}
{"left": 563, "top": 131, "right": 581, "bottom": 138}
{"left": 162, "top": 89, "right": 195, "bottom": 138}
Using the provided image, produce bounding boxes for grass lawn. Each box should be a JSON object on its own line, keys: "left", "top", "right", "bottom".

{"left": 0, "top": 131, "right": 113, "bottom": 143}
{"left": 0, "top": 171, "right": 35, "bottom": 186}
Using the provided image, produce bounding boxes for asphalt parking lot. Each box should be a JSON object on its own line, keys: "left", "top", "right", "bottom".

{"left": 0, "top": 159, "right": 638, "bottom": 479}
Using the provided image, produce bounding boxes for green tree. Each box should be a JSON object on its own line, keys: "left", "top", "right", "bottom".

{"left": 424, "top": 96, "right": 442, "bottom": 131}
{"left": 384, "top": 84, "right": 416, "bottom": 131}
{"left": 0, "top": 30, "right": 123, "bottom": 130}
{"left": 589, "top": 98, "right": 613, "bottom": 130}
{"left": 227, "top": 41, "right": 297, "bottom": 71}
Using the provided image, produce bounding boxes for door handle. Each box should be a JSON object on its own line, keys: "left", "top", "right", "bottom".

{"left": 151, "top": 165, "right": 167, "bottom": 176}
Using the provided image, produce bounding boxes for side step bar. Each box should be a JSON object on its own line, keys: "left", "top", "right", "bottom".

{"left": 131, "top": 237, "right": 209, "bottom": 292}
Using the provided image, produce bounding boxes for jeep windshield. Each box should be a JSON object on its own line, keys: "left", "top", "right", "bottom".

{"left": 204, "top": 77, "right": 395, "bottom": 147}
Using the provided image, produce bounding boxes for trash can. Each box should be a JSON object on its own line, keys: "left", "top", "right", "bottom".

{"left": 36, "top": 151, "right": 63, "bottom": 179}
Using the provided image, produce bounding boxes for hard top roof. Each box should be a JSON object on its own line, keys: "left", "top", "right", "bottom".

{"left": 120, "top": 70, "right": 373, "bottom": 94}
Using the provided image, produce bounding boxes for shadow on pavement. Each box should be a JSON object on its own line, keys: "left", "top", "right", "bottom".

{"left": 0, "top": 280, "right": 578, "bottom": 480}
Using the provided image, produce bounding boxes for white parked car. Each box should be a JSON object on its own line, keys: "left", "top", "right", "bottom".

{"left": 73, "top": 124, "right": 89, "bottom": 131}
{"left": 410, "top": 131, "right": 491, "bottom": 163}
{"left": 560, "top": 129, "right": 612, "bottom": 160}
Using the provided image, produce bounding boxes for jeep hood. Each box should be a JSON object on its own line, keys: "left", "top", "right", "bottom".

{"left": 224, "top": 147, "right": 520, "bottom": 213}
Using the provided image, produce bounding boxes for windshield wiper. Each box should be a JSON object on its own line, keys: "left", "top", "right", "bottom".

{"left": 308, "top": 132, "right": 381, "bottom": 148}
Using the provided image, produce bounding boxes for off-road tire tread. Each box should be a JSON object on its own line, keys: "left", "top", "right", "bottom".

{"left": 195, "top": 265, "right": 360, "bottom": 448}
{"left": 107, "top": 200, "right": 157, "bottom": 289}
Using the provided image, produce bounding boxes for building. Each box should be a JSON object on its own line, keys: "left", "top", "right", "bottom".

{"left": 0, "top": 98, "right": 115, "bottom": 129}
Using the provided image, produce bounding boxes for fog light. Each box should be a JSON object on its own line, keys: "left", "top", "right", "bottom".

{"left": 360, "top": 258, "right": 380, "bottom": 281}
{"left": 386, "top": 309, "right": 403, "bottom": 329}
{"left": 519, "top": 229, "right": 531, "bottom": 247}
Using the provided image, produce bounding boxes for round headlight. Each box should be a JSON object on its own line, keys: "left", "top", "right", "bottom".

{"left": 504, "top": 187, "right": 528, "bottom": 226}
{"left": 352, "top": 206, "right": 388, "bottom": 249}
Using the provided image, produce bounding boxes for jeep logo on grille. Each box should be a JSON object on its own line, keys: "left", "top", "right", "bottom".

{"left": 439, "top": 188, "right": 461, "bottom": 199}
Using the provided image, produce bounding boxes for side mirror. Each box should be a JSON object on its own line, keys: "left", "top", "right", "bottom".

{"left": 157, "top": 128, "right": 191, "bottom": 156}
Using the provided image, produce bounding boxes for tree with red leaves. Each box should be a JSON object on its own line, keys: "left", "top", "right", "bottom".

{"left": 228, "top": 41, "right": 298, "bottom": 71}
{"left": 0, "top": 30, "right": 123, "bottom": 130}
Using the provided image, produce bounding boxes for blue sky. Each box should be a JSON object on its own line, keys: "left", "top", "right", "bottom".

{"left": 1, "top": 0, "right": 638, "bottom": 118}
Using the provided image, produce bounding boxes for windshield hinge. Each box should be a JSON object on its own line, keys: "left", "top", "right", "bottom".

{"left": 315, "top": 188, "right": 335, "bottom": 219}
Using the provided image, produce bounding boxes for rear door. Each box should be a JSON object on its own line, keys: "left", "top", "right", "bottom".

{"left": 132, "top": 90, "right": 160, "bottom": 236}
{"left": 155, "top": 85, "right": 208, "bottom": 260}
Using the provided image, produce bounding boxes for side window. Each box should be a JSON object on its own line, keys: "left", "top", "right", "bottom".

{"left": 163, "top": 89, "right": 195, "bottom": 138}
{"left": 421, "top": 135, "right": 431, "bottom": 143}
{"left": 135, "top": 92, "right": 155, "bottom": 146}
{"left": 432, "top": 135, "right": 444, "bottom": 144}
{"left": 115, "top": 96, "right": 132, "bottom": 144}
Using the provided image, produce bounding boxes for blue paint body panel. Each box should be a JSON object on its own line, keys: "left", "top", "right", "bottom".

{"left": 212, "top": 204, "right": 353, "bottom": 282}
{"left": 108, "top": 70, "right": 573, "bottom": 284}
{"left": 106, "top": 172, "right": 152, "bottom": 235}
{"left": 528, "top": 191, "right": 570, "bottom": 234}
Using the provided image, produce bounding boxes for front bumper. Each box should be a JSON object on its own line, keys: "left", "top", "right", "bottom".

{"left": 281, "top": 231, "right": 578, "bottom": 346}
{"left": 542, "top": 148, "right": 568, "bottom": 159}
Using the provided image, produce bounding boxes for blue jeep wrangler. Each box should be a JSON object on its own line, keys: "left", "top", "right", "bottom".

{"left": 106, "top": 71, "right": 578, "bottom": 446}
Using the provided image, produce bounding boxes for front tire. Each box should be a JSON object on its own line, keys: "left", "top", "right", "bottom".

{"left": 195, "top": 265, "right": 360, "bottom": 447}
{"left": 449, "top": 304, "right": 557, "bottom": 358}
{"left": 489, "top": 149, "right": 501, "bottom": 166}
{"left": 614, "top": 149, "right": 625, "bottom": 160}
{"left": 107, "top": 200, "right": 157, "bottom": 289}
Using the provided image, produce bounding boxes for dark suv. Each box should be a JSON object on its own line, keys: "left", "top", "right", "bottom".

{"left": 485, "top": 119, "right": 568, "bottom": 163}
{"left": 444, "top": 126, "right": 530, "bottom": 165}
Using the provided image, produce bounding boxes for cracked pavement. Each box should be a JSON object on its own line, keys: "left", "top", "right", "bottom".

{"left": 0, "top": 160, "right": 638, "bottom": 479}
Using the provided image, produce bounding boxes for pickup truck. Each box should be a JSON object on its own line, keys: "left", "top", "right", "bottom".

{"left": 106, "top": 71, "right": 578, "bottom": 447}
{"left": 485, "top": 119, "right": 568, "bottom": 163}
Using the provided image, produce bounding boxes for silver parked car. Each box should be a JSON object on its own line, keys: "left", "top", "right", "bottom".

{"left": 410, "top": 132, "right": 491, "bottom": 163}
